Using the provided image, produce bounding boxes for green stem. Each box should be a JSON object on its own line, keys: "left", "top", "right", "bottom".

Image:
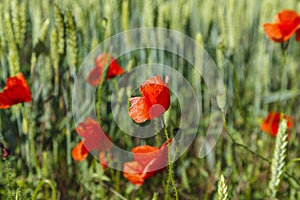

{"left": 222, "top": 111, "right": 270, "bottom": 163}
{"left": 96, "top": 72, "right": 105, "bottom": 124}
{"left": 114, "top": 162, "right": 121, "bottom": 192}
{"left": 15, "top": 188, "right": 21, "bottom": 200}
{"left": 162, "top": 117, "right": 178, "bottom": 200}
{"left": 31, "top": 179, "right": 57, "bottom": 200}
{"left": 280, "top": 49, "right": 287, "bottom": 92}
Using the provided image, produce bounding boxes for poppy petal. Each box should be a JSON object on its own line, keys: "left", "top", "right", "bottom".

{"left": 72, "top": 141, "right": 89, "bottom": 161}
{"left": 260, "top": 112, "right": 293, "bottom": 136}
{"left": 276, "top": 10, "right": 299, "bottom": 24}
{"left": 140, "top": 75, "right": 166, "bottom": 105}
{"left": 99, "top": 152, "right": 108, "bottom": 170}
{"left": 123, "top": 161, "right": 144, "bottom": 186}
{"left": 87, "top": 54, "right": 124, "bottom": 86}
{"left": 0, "top": 73, "right": 32, "bottom": 109}
{"left": 106, "top": 58, "right": 124, "bottom": 79}
{"left": 129, "top": 97, "right": 150, "bottom": 123}
{"left": 87, "top": 66, "right": 103, "bottom": 86}
{"left": 141, "top": 140, "right": 171, "bottom": 179}
{"left": 129, "top": 75, "right": 170, "bottom": 122}
{"left": 132, "top": 145, "right": 160, "bottom": 168}
{"left": 0, "top": 93, "right": 14, "bottom": 109}
{"left": 75, "top": 118, "right": 112, "bottom": 152}
{"left": 264, "top": 10, "right": 300, "bottom": 42}
{"left": 263, "top": 24, "right": 284, "bottom": 42}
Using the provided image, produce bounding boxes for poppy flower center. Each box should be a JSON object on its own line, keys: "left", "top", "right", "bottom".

{"left": 149, "top": 104, "right": 166, "bottom": 119}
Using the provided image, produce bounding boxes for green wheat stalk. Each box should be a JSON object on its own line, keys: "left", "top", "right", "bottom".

{"left": 55, "top": 5, "right": 65, "bottom": 56}
{"left": 269, "top": 119, "right": 289, "bottom": 199}
{"left": 66, "top": 10, "right": 78, "bottom": 68}
{"left": 18, "top": 1, "right": 27, "bottom": 47}
{"left": 218, "top": 174, "right": 229, "bottom": 200}
{"left": 4, "top": 11, "right": 20, "bottom": 75}
{"left": 10, "top": 0, "right": 21, "bottom": 47}
{"left": 50, "top": 28, "right": 59, "bottom": 94}
{"left": 39, "top": 19, "right": 50, "bottom": 43}
{"left": 143, "top": 0, "right": 154, "bottom": 27}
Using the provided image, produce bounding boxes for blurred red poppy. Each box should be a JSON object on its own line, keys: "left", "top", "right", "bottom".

{"left": 260, "top": 112, "right": 293, "bottom": 136}
{"left": 129, "top": 75, "right": 170, "bottom": 123}
{"left": 72, "top": 141, "right": 89, "bottom": 161}
{"left": 263, "top": 10, "right": 300, "bottom": 42}
{"left": 123, "top": 140, "right": 172, "bottom": 186}
{"left": 87, "top": 53, "right": 124, "bottom": 86}
{"left": 72, "top": 118, "right": 112, "bottom": 169}
{"left": 0, "top": 73, "right": 32, "bottom": 109}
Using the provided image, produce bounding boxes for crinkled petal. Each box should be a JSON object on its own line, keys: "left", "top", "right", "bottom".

{"left": 140, "top": 75, "right": 165, "bottom": 105}
{"left": 129, "top": 97, "right": 150, "bottom": 123}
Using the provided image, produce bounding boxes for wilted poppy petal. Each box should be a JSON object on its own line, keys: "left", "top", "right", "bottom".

{"left": 72, "top": 141, "right": 89, "bottom": 161}
{"left": 129, "top": 97, "right": 150, "bottom": 123}
{"left": 0, "top": 73, "right": 32, "bottom": 109}
{"left": 123, "top": 161, "right": 144, "bottom": 186}
{"left": 132, "top": 145, "right": 160, "bottom": 168}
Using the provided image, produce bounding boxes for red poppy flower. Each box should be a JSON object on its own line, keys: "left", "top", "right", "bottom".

{"left": 123, "top": 140, "right": 172, "bottom": 186}
{"left": 129, "top": 75, "right": 170, "bottom": 123}
{"left": 72, "top": 118, "right": 112, "bottom": 169}
{"left": 72, "top": 141, "right": 89, "bottom": 161}
{"left": 87, "top": 53, "right": 124, "bottom": 86}
{"left": 263, "top": 10, "right": 300, "bottom": 42}
{"left": 0, "top": 73, "right": 32, "bottom": 109}
{"left": 260, "top": 112, "right": 293, "bottom": 136}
